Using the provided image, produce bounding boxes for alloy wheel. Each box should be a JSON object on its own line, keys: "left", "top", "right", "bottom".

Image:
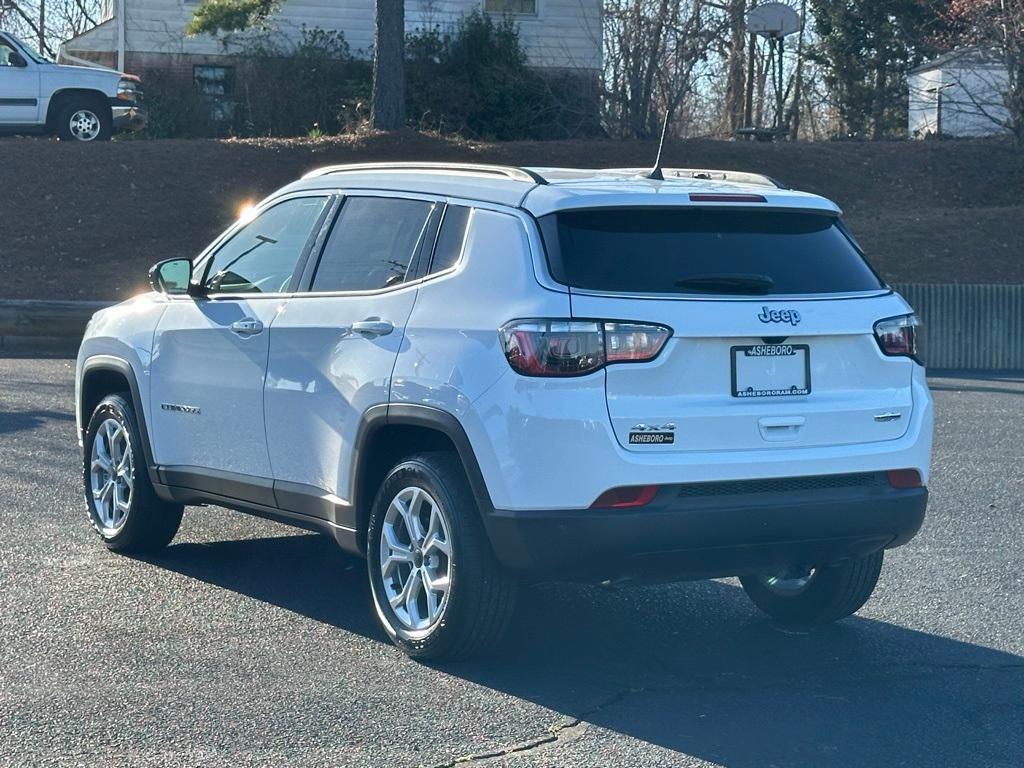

{"left": 378, "top": 486, "right": 452, "bottom": 632}
{"left": 69, "top": 109, "right": 101, "bottom": 141}
{"left": 89, "top": 418, "right": 134, "bottom": 534}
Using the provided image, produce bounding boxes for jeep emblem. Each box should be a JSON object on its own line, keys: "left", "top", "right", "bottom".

{"left": 757, "top": 306, "right": 801, "bottom": 326}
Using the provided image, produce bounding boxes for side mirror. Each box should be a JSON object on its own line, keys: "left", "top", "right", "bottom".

{"left": 149, "top": 258, "right": 194, "bottom": 295}
{"left": 8, "top": 51, "right": 27, "bottom": 68}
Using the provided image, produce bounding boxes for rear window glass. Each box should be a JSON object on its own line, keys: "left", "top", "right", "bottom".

{"left": 540, "top": 208, "right": 884, "bottom": 295}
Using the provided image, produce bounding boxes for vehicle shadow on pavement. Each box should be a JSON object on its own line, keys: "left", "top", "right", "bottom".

{"left": 0, "top": 409, "right": 75, "bottom": 435}
{"left": 145, "top": 533, "right": 388, "bottom": 643}
{"left": 146, "top": 532, "right": 1024, "bottom": 768}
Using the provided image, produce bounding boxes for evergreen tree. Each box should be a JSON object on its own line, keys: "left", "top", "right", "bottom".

{"left": 809, "top": 0, "right": 948, "bottom": 138}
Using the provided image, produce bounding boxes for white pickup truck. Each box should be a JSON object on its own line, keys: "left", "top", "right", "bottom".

{"left": 0, "top": 31, "right": 145, "bottom": 141}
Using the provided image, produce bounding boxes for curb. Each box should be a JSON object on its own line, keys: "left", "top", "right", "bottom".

{"left": 0, "top": 299, "right": 112, "bottom": 354}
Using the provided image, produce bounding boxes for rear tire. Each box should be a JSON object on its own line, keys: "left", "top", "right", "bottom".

{"left": 367, "top": 452, "right": 518, "bottom": 660}
{"left": 740, "top": 551, "right": 884, "bottom": 626}
{"left": 83, "top": 394, "right": 183, "bottom": 553}
{"left": 56, "top": 97, "right": 112, "bottom": 142}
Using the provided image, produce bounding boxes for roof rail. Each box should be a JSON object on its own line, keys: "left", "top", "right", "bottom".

{"left": 302, "top": 162, "right": 548, "bottom": 185}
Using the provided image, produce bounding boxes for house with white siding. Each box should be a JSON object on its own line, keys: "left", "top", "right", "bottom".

{"left": 58, "top": 0, "right": 602, "bottom": 94}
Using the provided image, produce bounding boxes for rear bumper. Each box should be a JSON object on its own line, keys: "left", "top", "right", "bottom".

{"left": 462, "top": 358, "right": 933, "bottom": 512}
{"left": 481, "top": 473, "right": 927, "bottom": 581}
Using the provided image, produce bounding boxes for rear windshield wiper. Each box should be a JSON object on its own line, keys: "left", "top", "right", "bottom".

{"left": 674, "top": 273, "right": 775, "bottom": 294}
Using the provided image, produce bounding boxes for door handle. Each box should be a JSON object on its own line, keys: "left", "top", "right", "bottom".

{"left": 350, "top": 319, "right": 394, "bottom": 336}
{"left": 231, "top": 318, "right": 264, "bottom": 336}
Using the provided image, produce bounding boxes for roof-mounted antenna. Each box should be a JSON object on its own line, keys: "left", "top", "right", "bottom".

{"left": 643, "top": 107, "right": 673, "bottom": 181}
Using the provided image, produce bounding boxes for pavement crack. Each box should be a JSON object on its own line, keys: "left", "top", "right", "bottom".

{"left": 424, "top": 688, "right": 642, "bottom": 767}
{"left": 424, "top": 728, "right": 564, "bottom": 767}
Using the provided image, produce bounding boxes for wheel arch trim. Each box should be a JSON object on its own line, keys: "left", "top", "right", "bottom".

{"left": 350, "top": 403, "right": 495, "bottom": 543}
{"left": 79, "top": 355, "right": 161, "bottom": 487}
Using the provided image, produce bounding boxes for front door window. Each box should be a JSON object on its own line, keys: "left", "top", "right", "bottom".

{"left": 202, "top": 196, "right": 330, "bottom": 294}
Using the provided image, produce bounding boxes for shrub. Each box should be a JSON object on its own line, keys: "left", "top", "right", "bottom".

{"left": 140, "top": 68, "right": 213, "bottom": 139}
{"left": 141, "top": 20, "right": 597, "bottom": 139}
{"left": 239, "top": 28, "right": 372, "bottom": 136}
{"left": 406, "top": 11, "right": 600, "bottom": 140}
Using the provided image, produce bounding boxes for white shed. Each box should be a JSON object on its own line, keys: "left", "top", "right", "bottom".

{"left": 908, "top": 48, "right": 1010, "bottom": 138}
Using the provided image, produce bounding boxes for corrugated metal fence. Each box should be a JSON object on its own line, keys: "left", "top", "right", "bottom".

{"left": 893, "top": 283, "right": 1024, "bottom": 370}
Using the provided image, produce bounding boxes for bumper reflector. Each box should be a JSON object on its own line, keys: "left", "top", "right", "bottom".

{"left": 590, "top": 485, "right": 660, "bottom": 509}
{"left": 886, "top": 469, "right": 922, "bottom": 489}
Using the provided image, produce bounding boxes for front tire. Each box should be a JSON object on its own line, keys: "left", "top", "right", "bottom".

{"left": 367, "top": 452, "right": 518, "bottom": 660}
{"left": 83, "top": 394, "right": 183, "bottom": 553}
{"left": 740, "top": 551, "right": 884, "bottom": 626}
{"left": 56, "top": 97, "right": 112, "bottom": 142}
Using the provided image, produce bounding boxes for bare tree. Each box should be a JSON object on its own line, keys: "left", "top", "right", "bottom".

{"left": 603, "top": 0, "right": 731, "bottom": 138}
{"left": 947, "top": 0, "right": 1024, "bottom": 145}
{"left": 371, "top": 0, "right": 404, "bottom": 129}
{"left": 721, "top": 0, "right": 747, "bottom": 133}
{"left": 1, "top": 0, "right": 100, "bottom": 56}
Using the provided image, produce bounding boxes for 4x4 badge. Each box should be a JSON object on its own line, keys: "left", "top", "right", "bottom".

{"left": 757, "top": 306, "right": 801, "bottom": 325}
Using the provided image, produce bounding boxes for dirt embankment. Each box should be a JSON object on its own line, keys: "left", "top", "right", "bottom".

{"left": 2, "top": 132, "right": 1022, "bottom": 300}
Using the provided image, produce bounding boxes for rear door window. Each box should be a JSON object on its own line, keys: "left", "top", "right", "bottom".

{"left": 311, "top": 196, "right": 435, "bottom": 292}
{"left": 540, "top": 208, "right": 884, "bottom": 295}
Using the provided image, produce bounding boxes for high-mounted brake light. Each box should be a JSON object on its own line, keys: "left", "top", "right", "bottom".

{"left": 500, "top": 320, "right": 671, "bottom": 377}
{"left": 689, "top": 193, "right": 767, "bottom": 203}
{"left": 874, "top": 314, "right": 925, "bottom": 365}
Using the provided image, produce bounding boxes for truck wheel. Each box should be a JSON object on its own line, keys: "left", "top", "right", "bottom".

{"left": 367, "top": 452, "right": 518, "bottom": 660}
{"left": 739, "top": 551, "right": 884, "bottom": 626}
{"left": 83, "top": 394, "right": 183, "bottom": 552}
{"left": 56, "top": 97, "right": 112, "bottom": 142}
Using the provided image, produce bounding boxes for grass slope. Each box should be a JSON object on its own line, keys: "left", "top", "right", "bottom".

{"left": 2, "top": 133, "right": 1021, "bottom": 300}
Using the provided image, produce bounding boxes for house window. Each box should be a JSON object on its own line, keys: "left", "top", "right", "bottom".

{"left": 194, "top": 65, "right": 235, "bottom": 122}
{"left": 484, "top": 0, "right": 538, "bottom": 14}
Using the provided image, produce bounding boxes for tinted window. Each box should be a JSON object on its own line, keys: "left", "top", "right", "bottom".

{"left": 430, "top": 205, "right": 471, "bottom": 274}
{"left": 203, "top": 196, "right": 329, "bottom": 294}
{"left": 312, "top": 197, "right": 435, "bottom": 292}
{"left": 541, "top": 209, "right": 883, "bottom": 295}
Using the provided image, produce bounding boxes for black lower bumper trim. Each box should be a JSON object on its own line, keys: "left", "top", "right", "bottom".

{"left": 481, "top": 477, "right": 927, "bottom": 581}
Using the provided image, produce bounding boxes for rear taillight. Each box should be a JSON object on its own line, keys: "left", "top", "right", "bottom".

{"left": 874, "top": 314, "right": 925, "bottom": 365}
{"left": 590, "top": 485, "right": 660, "bottom": 508}
{"left": 887, "top": 469, "right": 922, "bottom": 489}
{"left": 500, "top": 320, "right": 670, "bottom": 377}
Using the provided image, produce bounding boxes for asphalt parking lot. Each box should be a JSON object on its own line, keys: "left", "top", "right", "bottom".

{"left": 1, "top": 357, "right": 1021, "bottom": 767}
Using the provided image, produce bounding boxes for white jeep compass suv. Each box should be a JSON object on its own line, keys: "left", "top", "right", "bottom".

{"left": 76, "top": 163, "right": 932, "bottom": 659}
